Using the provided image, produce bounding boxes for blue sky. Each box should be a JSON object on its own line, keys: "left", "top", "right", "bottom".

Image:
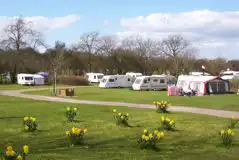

{"left": 0, "top": 0, "right": 239, "bottom": 59}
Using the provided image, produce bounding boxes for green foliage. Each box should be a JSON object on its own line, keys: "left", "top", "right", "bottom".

{"left": 161, "top": 115, "right": 176, "bottom": 131}
{"left": 65, "top": 106, "right": 78, "bottom": 122}
{"left": 219, "top": 128, "right": 235, "bottom": 146}
{"left": 112, "top": 109, "right": 130, "bottom": 127}
{"left": 153, "top": 100, "right": 171, "bottom": 113}
{"left": 23, "top": 117, "right": 37, "bottom": 132}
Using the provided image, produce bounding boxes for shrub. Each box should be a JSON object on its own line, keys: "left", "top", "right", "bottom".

{"left": 0, "top": 145, "right": 29, "bottom": 160}
{"left": 161, "top": 116, "right": 176, "bottom": 131}
{"left": 137, "top": 129, "right": 165, "bottom": 149}
{"left": 23, "top": 117, "right": 37, "bottom": 132}
{"left": 57, "top": 75, "right": 89, "bottom": 86}
{"left": 153, "top": 101, "right": 170, "bottom": 113}
{"left": 229, "top": 116, "right": 238, "bottom": 129}
{"left": 229, "top": 79, "right": 239, "bottom": 92}
{"left": 112, "top": 109, "right": 130, "bottom": 127}
{"left": 65, "top": 106, "right": 78, "bottom": 122}
{"left": 66, "top": 127, "right": 87, "bottom": 145}
{"left": 219, "top": 128, "right": 235, "bottom": 146}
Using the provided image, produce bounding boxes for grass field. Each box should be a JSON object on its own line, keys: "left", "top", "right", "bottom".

{"left": 24, "top": 86, "right": 239, "bottom": 111}
{"left": 0, "top": 84, "right": 71, "bottom": 90}
{"left": 0, "top": 95, "right": 239, "bottom": 160}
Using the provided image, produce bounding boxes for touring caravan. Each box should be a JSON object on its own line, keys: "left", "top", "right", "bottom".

{"left": 177, "top": 75, "right": 230, "bottom": 96}
{"left": 99, "top": 75, "right": 134, "bottom": 88}
{"left": 220, "top": 71, "right": 239, "bottom": 80}
{"left": 126, "top": 72, "right": 142, "bottom": 78}
{"left": 132, "top": 75, "right": 168, "bottom": 91}
{"left": 17, "top": 73, "right": 45, "bottom": 85}
{"left": 86, "top": 73, "right": 104, "bottom": 83}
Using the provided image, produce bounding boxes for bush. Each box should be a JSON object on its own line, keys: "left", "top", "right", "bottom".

{"left": 65, "top": 106, "right": 78, "bottom": 122}
{"left": 137, "top": 129, "right": 165, "bottom": 149}
{"left": 153, "top": 101, "right": 171, "bottom": 113}
{"left": 58, "top": 75, "right": 89, "bottom": 86}
{"left": 161, "top": 116, "right": 176, "bottom": 131}
{"left": 66, "top": 127, "right": 87, "bottom": 145}
{"left": 219, "top": 128, "right": 235, "bottom": 146}
{"left": 112, "top": 109, "right": 130, "bottom": 127}
{"left": 23, "top": 117, "right": 37, "bottom": 132}
{"left": 0, "top": 145, "right": 29, "bottom": 160}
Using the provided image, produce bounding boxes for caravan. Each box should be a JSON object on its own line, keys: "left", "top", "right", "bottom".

{"left": 99, "top": 75, "right": 134, "bottom": 88}
{"left": 86, "top": 73, "right": 104, "bottom": 83}
{"left": 17, "top": 73, "right": 45, "bottom": 85}
{"left": 132, "top": 75, "right": 168, "bottom": 91}
{"left": 220, "top": 71, "right": 239, "bottom": 80}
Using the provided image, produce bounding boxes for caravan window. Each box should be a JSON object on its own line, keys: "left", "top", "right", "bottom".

{"left": 135, "top": 79, "right": 141, "bottom": 84}
{"left": 109, "top": 79, "right": 115, "bottom": 82}
{"left": 143, "top": 79, "right": 147, "bottom": 83}
{"left": 128, "top": 78, "right": 130, "bottom": 81}
{"left": 160, "top": 79, "right": 165, "bottom": 84}
{"left": 97, "top": 75, "right": 103, "bottom": 79}
{"left": 102, "top": 78, "right": 107, "bottom": 83}
{"left": 153, "top": 79, "right": 158, "bottom": 82}
{"left": 25, "top": 76, "right": 33, "bottom": 80}
{"left": 94, "top": 76, "right": 96, "bottom": 79}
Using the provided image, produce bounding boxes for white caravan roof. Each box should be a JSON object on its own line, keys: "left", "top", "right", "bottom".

{"left": 178, "top": 75, "right": 218, "bottom": 83}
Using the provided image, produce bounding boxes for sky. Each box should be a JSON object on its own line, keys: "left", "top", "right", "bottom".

{"left": 0, "top": 0, "right": 239, "bottom": 59}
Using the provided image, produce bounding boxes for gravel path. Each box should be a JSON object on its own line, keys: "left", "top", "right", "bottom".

{"left": 1, "top": 87, "right": 239, "bottom": 118}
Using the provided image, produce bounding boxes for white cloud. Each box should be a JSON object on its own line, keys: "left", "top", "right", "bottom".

{"left": 119, "top": 10, "right": 239, "bottom": 59}
{"left": 0, "top": 14, "right": 80, "bottom": 32}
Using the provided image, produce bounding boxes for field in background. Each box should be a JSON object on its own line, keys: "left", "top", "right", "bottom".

{"left": 0, "top": 95, "right": 238, "bottom": 159}
{"left": 24, "top": 86, "right": 239, "bottom": 111}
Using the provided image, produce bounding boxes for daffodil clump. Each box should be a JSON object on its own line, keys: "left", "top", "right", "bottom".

{"left": 153, "top": 100, "right": 170, "bottom": 113}
{"left": 137, "top": 129, "right": 165, "bottom": 149}
{"left": 229, "top": 116, "right": 238, "bottom": 129}
{"left": 65, "top": 106, "right": 78, "bottom": 122}
{"left": 0, "top": 145, "right": 29, "bottom": 160}
{"left": 66, "top": 127, "right": 87, "bottom": 145}
{"left": 112, "top": 109, "right": 130, "bottom": 127}
{"left": 219, "top": 128, "right": 235, "bottom": 146}
{"left": 161, "top": 116, "right": 176, "bottom": 131}
{"left": 23, "top": 116, "right": 37, "bottom": 132}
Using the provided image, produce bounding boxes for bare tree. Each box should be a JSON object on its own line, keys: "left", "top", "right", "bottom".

{"left": 160, "top": 35, "right": 196, "bottom": 76}
{"left": 77, "top": 31, "right": 102, "bottom": 72}
{"left": 99, "top": 35, "right": 117, "bottom": 56}
{"left": 0, "top": 17, "right": 44, "bottom": 51}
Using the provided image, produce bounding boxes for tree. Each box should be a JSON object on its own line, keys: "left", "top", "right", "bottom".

{"left": 77, "top": 31, "right": 102, "bottom": 72}
{"left": 160, "top": 35, "right": 196, "bottom": 76}
{"left": 0, "top": 17, "right": 44, "bottom": 51}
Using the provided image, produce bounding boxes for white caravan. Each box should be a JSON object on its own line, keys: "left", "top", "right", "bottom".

{"left": 220, "top": 71, "right": 239, "bottom": 80}
{"left": 86, "top": 73, "right": 104, "bottom": 83}
{"left": 99, "top": 75, "right": 134, "bottom": 88}
{"left": 132, "top": 75, "right": 168, "bottom": 91}
{"left": 126, "top": 72, "right": 142, "bottom": 78}
{"left": 189, "top": 72, "right": 211, "bottom": 76}
{"left": 17, "top": 73, "right": 45, "bottom": 85}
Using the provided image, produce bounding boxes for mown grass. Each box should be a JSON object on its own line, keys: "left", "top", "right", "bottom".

{"left": 0, "top": 96, "right": 239, "bottom": 159}
{"left": 0, "top": 84, "right": 72, "bottom": 90}
{"left": 25, "top": 86, "right": 239, "bottom": 111}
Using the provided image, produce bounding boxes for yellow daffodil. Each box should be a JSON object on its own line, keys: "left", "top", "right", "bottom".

{"left": 143, "top": 129, "right": 147, "bottom": 133}
{"left": 166, "top": 118, "right": 170, "bottom": 122}
{"left": 113, "top": 109, "right": 116, "bottom": 113}
{"left": 228, "top": 129, "right": 232, "bottom": 135}
{"left": 16, "top": 155, "right": 23, "bottom": 160}
{"left": 154, "top": 130, "right": 159, "bottom": 134}
{"left": 149, "top": 133, "right": 153, "bottom": 138}
{"left": 31, "top": 117, "right": 36, "bottom": 122}
{"left": 161, "top": 116, "right": 165, "bottom": 122}
{"left": 24, "top": 116, "right": 29, "bottom": 121}
{"left": 121, "top": 116, "right": 124, "bottom": 119}
{"left": 74, "top": 108, "right": 77, "bottom": 111}
{"left": 157, "top": 133, "right": 161, "bottom": 139}
{"left": 153, "top": 101, "right": 156, "bottom": 104}
{"left": 169, "top": 120, "right": 174, "bottom": 125}
{"left": 118, "top": 113, "right": 122, "bottom": 116}
{"left": 126, "top": 113, "right": 129, "bottom": 116}
{"left": 23, "top": 145, "right": 29, "bottom": 154}
{"left": 141, "top": 134, "right": 145, "bottom": 139}
{"left": 25, "top": 125, "right": 29, "bottom": 130}
{"left": 7, "top": 146, "right": 13, "bottom": 151}
{"left": 232, "top": 116, "right": 236, "bottom": 120}
{"left": 66, "top": 131, "right": 70, "bottom": 135}
{"left": 66, "top": 107, "right": 70, "bottom": 111}
{"left": 6, "top": 150, "right": 16, "bottom": 156}
{"left": 145, "top": 136, "right": 149, "bottom": 141}
{"left": 84, "top": 129, "right": 87, "bottom": 133}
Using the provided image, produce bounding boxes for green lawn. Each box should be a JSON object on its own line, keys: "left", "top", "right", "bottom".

{"left": 25, "top": 86, "right": 239, "bottom": 111}
{"left": 0, "top": 84, "right": 70, "bottom": 90}
{"left": 0, "top": 95, "right": 239, "bottom": 159}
